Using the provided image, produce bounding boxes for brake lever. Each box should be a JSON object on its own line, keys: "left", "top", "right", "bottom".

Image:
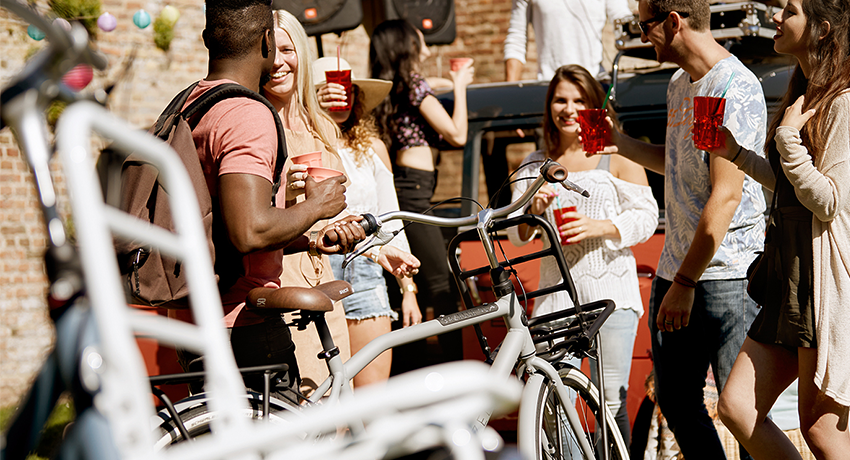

{"left": 561, "top": 177, "right": 590, "bottom": 197}
{"left": 341, "top": 228, "right": 399, "bottom": 270}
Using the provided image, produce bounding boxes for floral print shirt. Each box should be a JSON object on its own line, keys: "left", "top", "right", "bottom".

{"left": 392, "top": 73, "right": 442, "bottom": 152}
{"left": 660, "top": 56, "right": 767, "bottom": 281}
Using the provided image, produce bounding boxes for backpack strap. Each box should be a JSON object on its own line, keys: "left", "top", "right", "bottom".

{"left": 152, "top": 81, "right": 201, "bottom": 136}
{"left": 181, "top": 83, "right": 289, "bottom": 206}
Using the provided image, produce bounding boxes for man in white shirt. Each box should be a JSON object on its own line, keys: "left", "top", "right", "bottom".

{"left": 604, "top": 0, "right": 764, "bottom": 458}
{"left": 503, "top": 0, "right": 633, "bottom": 81}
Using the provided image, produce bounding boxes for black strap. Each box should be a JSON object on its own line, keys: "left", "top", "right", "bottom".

{"left": 153, "top": 82, "right": 200, "bottom": 135}
{"left": 179, "top": 82, "right": 288, "bottom": 206}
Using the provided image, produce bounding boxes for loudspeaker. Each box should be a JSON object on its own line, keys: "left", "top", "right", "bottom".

{"left": 363, "top": 0, "right": 457, "bottom": 46}
{"left": 272, "top": 0, "right": 363, "bottom": 37}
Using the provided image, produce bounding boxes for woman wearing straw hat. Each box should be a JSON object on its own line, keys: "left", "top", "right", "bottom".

{"left": 315, "top": 56, "right": 423, "bottom": 387}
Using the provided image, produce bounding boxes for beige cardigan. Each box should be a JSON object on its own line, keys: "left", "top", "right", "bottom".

{"left": 735, "top": 92, "right": 850, "bottom": 406}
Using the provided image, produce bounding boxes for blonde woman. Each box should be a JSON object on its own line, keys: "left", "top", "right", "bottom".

{"left": 264, "top": 10, "right": 418, "bottom": 392}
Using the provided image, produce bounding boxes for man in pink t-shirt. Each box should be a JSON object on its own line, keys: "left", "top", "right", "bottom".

{"left": 175, "top": 0, "right": 366, "bottom": 401}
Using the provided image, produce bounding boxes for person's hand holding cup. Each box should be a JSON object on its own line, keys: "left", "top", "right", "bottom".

{"left": 286, "top": 151, "right": 323, "bottom": 201}
{"left": 553, "top": 206, "right": 579, "bottom": 245}
{"left": 449, "top": 57, "right": 474, "bottom": 88}
{"left": 317, "top": 82, "right": 350, "bottom": 112}
{"left": 324, "top": 69, "right": 353, "bottom": 112}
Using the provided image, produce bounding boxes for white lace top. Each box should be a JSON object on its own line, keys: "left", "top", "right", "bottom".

{"left": 337, "top": 146, "right": 410, "bottom": 253}
{"left": 507, "top": 151, "right": 658, "bottom": 317}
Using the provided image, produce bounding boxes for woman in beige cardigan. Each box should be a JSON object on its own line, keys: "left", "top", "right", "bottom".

{"left": 708, "top": 0, "right": 850, "bottom": 458}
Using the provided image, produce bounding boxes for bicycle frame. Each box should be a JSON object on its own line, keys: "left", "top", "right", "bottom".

{"left": 3, "top": 4, "right": 522, "bottom": 458}
{"left": 311, "top": 166, "right": 611, "bottom": 460}
{"left": 313, "top": 276, "right": 600, "bottom": 460}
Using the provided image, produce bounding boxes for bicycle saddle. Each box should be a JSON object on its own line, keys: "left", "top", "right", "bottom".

{"left": 245, "top": 280, "right": 352, "bottom": 312}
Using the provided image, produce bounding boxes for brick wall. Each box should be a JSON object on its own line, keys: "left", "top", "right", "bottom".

{"left": 0, "top": 0, "right": 211, "bottom": 407}
{"left": 1, "top": 0, "right": 625, "bottom": 406}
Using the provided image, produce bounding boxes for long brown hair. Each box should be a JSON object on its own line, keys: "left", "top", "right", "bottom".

{"left": 369, "top": 20, "right": 423, "bottom": 153}
{"left": 543, "top": 65, "right": 618, "bottom": 156}
{"left": 766, "top": 0, "right": 850, "bottom": 161}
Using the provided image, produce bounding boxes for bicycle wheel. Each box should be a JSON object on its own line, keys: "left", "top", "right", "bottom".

{"left": 152, "top": 391, "right": 301, "bottom": 449}
{"left": 530, "top": 365, "right": 628, "bottom": 460}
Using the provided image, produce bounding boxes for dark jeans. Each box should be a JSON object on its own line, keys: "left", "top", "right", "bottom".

{"left": 176, "top": 315, "right": 301, "bottom": 403}
{"left": 391, "top": 166, "right": 463, "bottom": 369}
{"left": 649, "top": 277, "right": 757, "bottom": 460}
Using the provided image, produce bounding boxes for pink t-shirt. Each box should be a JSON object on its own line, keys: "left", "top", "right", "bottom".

{"left": 181, "top": 79, "right": 285, "bottom": 327}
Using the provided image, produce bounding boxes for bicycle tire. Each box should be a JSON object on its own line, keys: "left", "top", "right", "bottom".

{"left": 152, "top": 391, "right": 301, "bottom": 450}
{"left": 530, "top": 365, "right": 628, "bottom": 460}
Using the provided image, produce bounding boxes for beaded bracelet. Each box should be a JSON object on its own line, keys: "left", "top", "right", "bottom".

{"left": 673, "top": 272, "right": 697, "bottom": 288}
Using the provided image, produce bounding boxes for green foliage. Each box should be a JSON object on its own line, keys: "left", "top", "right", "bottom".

{"left": 46, "top": 100, "right": 68, "bottom": 127}
{"left": 0, "top": 405, "right": 17, "bottom": 430}
{"left": 49, "top": 0, "right": 101, "bottom": 37}
{"left": 0, "top": 399, "right": 76, "bottom": 460}
{"left": 153, "top": 15, "right": 174, "bottom": 52}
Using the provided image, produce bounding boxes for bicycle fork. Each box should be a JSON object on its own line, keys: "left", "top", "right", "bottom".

{"left": 494, "top": 291, "right": 597, "bottom": 460}
{"left": 522, "top": 360, "right": 596, "bottom": 460}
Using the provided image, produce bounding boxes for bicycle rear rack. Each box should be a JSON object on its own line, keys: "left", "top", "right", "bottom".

{"left": 528, "top": 299, "right": 616, "bottom": 362}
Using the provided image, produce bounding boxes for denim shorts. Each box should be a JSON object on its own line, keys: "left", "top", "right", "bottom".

{"left": 329, "top": 254, "right": 398, "bottom": 321}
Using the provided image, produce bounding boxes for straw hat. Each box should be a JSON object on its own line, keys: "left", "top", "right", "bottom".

{"left": 312, "top": 57, "right": 392, "bottom": 114}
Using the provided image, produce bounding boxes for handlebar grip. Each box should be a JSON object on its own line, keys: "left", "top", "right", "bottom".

{"left": 541, "top": 162, "right": 568, "bottom": 183}
{"left": 359, "top": 213, "right": 379, "bottom": 235}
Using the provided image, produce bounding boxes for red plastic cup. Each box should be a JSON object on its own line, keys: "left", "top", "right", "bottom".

{"left": 553, "top": 206, "right": 577, "bottom": 245}
{"left": 324, "top": 69, "right": 352, "bottom": 112}
{"left": 449, "top": 57, "right": 473, "bottom": 71}
{"left": 307, "top": 166, "right": 344, "bottom": 182}
{"left": 693, "top": 96, "right": 726, "bottom": 150}
{"left": 577, "top": 109, "right": 609, "bottom": 155}
{"left": 291, "top": 151, "right": 322, "bottom": 167}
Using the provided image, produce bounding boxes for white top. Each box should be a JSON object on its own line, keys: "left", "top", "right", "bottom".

{"left": 507, "top": 151, "right": 658, "bottom": 317}
{"left": 503, "top": 0, "right": 633, "bottom": 80}
{"left": 336, "top": 146, "right": 411, "bottom": 254}
{"left": 660, "top": 56, "right": 767, "bottom": 281}
{"left": 734, "top": 91, "right": 850, "bottom": 406}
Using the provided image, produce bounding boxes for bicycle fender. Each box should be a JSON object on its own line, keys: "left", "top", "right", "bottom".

{"left": 517, "top": 372, "right": 547, "bottom": 460}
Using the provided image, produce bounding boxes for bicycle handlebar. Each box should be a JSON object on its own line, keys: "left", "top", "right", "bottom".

{"left": 344, "top": 159, "right": 582, "bottom": 269}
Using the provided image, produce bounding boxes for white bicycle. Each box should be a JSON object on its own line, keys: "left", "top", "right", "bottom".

{"left": 154, "top": 157, "right": 630, "bottom": 460}
{"left": 0, "top": 2, "right": 520, "bottom": 459}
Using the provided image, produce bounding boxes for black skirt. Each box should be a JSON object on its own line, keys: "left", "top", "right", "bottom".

{"left": 748, "top": 206, "right": 816, "bottom": 349}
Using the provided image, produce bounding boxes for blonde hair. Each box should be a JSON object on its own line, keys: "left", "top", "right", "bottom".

{"left": 273, "top": 10, "right": 339, "bottom": 149}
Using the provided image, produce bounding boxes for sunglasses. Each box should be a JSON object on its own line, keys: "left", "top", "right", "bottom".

{"left": 638, "top": 11, "right": 690, "bottom": 35}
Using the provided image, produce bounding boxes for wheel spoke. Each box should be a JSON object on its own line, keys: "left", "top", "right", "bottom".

{"left": 532, "top": 365, "right": 628, "bottom": 460}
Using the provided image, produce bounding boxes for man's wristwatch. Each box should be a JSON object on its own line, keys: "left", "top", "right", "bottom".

{"left": 308, "top": 230, "right": 320, "bottom": 257}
